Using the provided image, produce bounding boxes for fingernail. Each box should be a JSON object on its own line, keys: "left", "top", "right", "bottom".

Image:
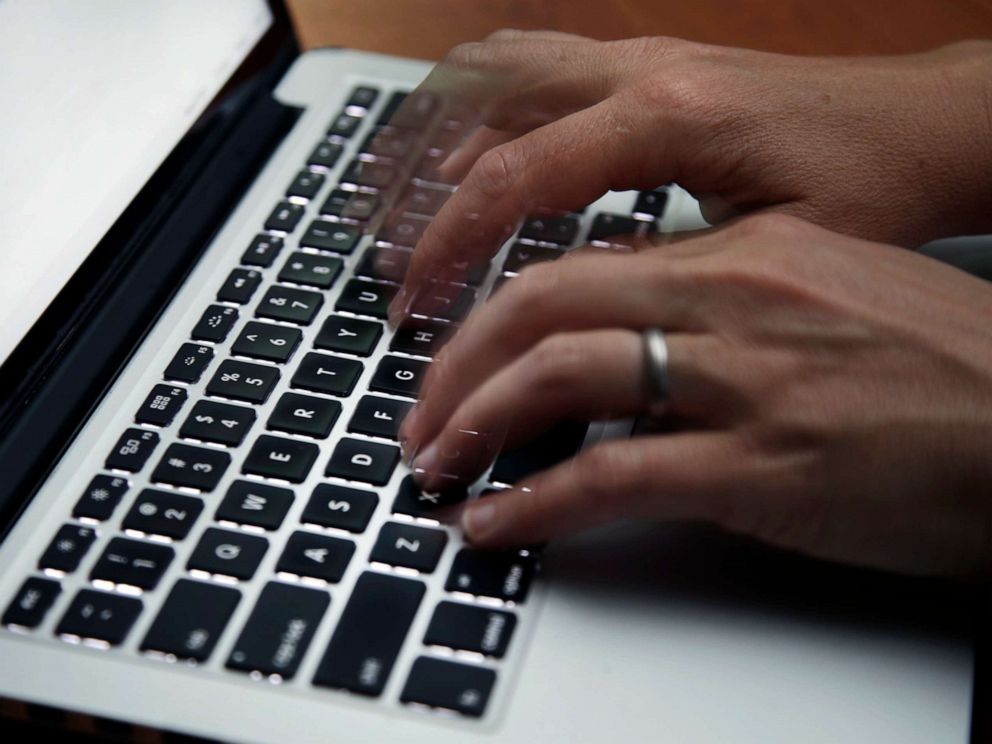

{"left": 461, "top": 500, "right": 499, "bottom": 543}
{"left": 413, "top": 442, "right": 440, "bottom": 473}
{"left": 411, "top": 441, "right": 440, "bottom": 487}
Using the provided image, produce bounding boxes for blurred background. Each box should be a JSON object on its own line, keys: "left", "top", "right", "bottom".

{"left": 286, "top": 0, "right": 992, "bottom": 58}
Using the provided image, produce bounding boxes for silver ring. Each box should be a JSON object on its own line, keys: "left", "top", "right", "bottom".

{"left": 642, "top": 328, "right": 670, "bottom": 417}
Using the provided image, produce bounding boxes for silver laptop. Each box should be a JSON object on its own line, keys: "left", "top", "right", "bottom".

{"left": 0, "top": 2, "right": 978, "bottom": 741}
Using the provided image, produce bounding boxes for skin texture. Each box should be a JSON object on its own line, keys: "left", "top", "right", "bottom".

{"left": 388, "top": 33, "right": 992, "bottom": 576}
{"left": 402, "top": 215, "right": 992, "bottom": 577}
{"left": 392, "top": 33, "right": 992, "bottom": 315}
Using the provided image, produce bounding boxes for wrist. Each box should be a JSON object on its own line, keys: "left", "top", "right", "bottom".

{"left": 925, "top": 41, "right": 992, "bottom": 238}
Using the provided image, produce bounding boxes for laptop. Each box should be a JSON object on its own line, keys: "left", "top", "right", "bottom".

{"left": 0, "top": 1, "right": 979, "bottom": 741}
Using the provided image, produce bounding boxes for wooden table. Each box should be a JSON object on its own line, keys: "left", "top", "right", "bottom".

{"left": 287, "top": 0, "right": 992, "bottom": 58}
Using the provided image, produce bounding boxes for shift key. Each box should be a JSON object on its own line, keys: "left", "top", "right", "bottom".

{"left": 312, "top": 571, "right": 424, "bottom": 696}
{"left": 226, "top": 582, "right": 328, "bottom": 679}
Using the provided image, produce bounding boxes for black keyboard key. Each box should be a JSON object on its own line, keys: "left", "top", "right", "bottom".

{"left": 165, "top": 343, "right": 214, "bottom": 383}
{"left": 587, "top": 212, "right": 642, "bottom": 243}
{"left": 278, "top": 252, "right": 343, "bottom": 289}
{"left": 446, "top": 549, "right": 535, "bottom": 603}
{"left": 370, "top": 523, "right": 447, "bottom": 572}
{"left": 502, "top": 242, "right": 563, "bottom": 274}
{"left": 518, "top": 215, "right": 579, "bottom": 245}
{"left": 300, "top": 220, "right": 362, "bottom": 254}
{"left": 39, "top": 524, "right": 97, "bottom": 573}
{"left": 335, "top": 279, "right": 397, "bottom": 319}
{"left": 180, "top": 399, "right": 256, "bottom": 446}
{"left": 232, "top": 321, "right": 302, "bottom": 363}
{"left": 140, "top": 579, "right": 241, "bottom": 662}
{"left": 73, "top": 474, "right": 129, "bottom": 521}
{"left": 307, "top": 140, "right": 343, "bottom": 169}
{"left": 191, "top": 305, "right": 239, "bottom": 343}
{"left": 151, "top": 443, "right": 230, "bottom": 491}
{"left": 227, "top": 581, "right": 328, "bottom": 678}
{"left": 243, "top": 435, "right": 319, "bottom": 483}
{"left": 376, "top": 91, "right": 408, "bottom": 126}
{"left": 400, "top": 657, "right": 496, "bottom": 717}
{"left": 390, "top": 319, "right": 453, "bottom": 358}
{"left": 216, "top": 480, "right": 294, "bottom": 530}
{"left": 392, "top": 475, "right": 466, "bottom": 520}
{"left": 268, "top": 392, "right": 341, "bottom": 438}
{"left": 301, "top": 484, "right": 378, "bottom": 533}
{"left": 134, "top": 384, "right": 187, "bottom": 427}
{"left": 286, "top": 169, "right": 325, "bottom": 199}
{"left": 217, "top": 268, "right": 262, "bottom": 304}
{"left": 3, "top": 577, "right": 61, "bottom": 629}
{"left": 356, "top": 246, "right": 409, "bottom": 283}
{"left": 400, "top": 184, "right": 449, "bottom": 217}
{"left": 90, "top": 537, "right": 174, "bottom": 590}
{"left": 348, "top": 395, "right": 412, "bottom": 440}
{"left": 360, "top": 126, "right": 416, "bottom": 160}
{"left": 277, "top": 531, "right": 355, "bottom": 583}
{"left": 346, "top": 85, "right": 379, "bottom": 110}
{"left": 242, "top": 234, "right": 284, "bottom": 268}
{"left": 340, "top": 159, "right": 395, "bottom": 190}
{"left": 206, "top": 359, "right": 280, "bottom": 403}
{"left": 328, "top": 112, "right": 362, "bottom": 138}
{"left": 256, "top": 285, "right": 323, "bottom": 325}
{"left": 490, "top": 421, "right": 588, "bottom": 486}
{"left": 377, "top": 213, "right": 429, "bottom": 247}
{"left": 291, "top": 352, "right": 363, "bottom": 397}
{"left": 56, "top": 589, "right": 143, "bottom": 645}
{"left": 633, "top": 188, "right": 669, "bottom": 218}
{"left": 312, "top": 571, "right": 423, "bottom": 696}
{"left": 122, "top": 489, "right": 203, "bottom": 540}
{"left": 385, "top": 89, "right": 436, "bottom": 129}
{"left": 410, "top": 284, "right": 474, "bottom": 322}
{"left": 320, "top": 189, "right": 380, "bottom": 221}
{"left": 105, "top": 428, "right": 159, "bottom": 472}
{"left": 325, "top": 438, "right": 399, "bottom": 485}
{"left": 188, "top": 528, "right": 268, "bottom": 580}
{"left": 424, "top": 601, "right": 516, "bottom": 658}
{"left": 265, "top": 201, "right": 305, "bottom": 233}
{"left": 314, "top": 315, "right": 382, "bottom": 356}
{"left": 369, "top": 355, "right": 427, "bottom": 398}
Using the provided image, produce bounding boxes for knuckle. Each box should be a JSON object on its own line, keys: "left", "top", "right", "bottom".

{"left": 576, "top": 444, "right": 643, "bottom": 516}
{"left": 484, "top": 28, "right": 527, "bottom": 42}
{"left": 443, "top": 42, "right": 490, "bottom": 71}
{"left": 468, "top": 145, "right": 518, "bottom": 202}
{"left": 727, "top": 212, "right": 811, "bottom": 242}
{"left": 510, "top": 260, "right": 562, "bottom": 305}
{"left": 526, "top": 334, "right": 587, "bottom": 390}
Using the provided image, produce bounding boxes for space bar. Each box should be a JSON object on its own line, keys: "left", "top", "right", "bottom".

{"left": 312, "top": 571, "right": 425, "bottom": 696}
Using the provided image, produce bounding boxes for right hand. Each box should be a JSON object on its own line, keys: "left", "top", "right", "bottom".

{"left": 394, "top": 33, "right": 992, "bottom": 315}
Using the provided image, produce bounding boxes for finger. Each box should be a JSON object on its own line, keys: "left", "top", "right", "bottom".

{"left": 410, "top": 328, "right": 651, "bottom": 490}
{"left": 460, "top": 432, "right": 743, "bottom": 547}
{"left": 436, "top": 125, "right": 514, "bottom": 184}
{"left": 401, "top": 251, "right": 703, "bottom": 452}
{"left": 422, "top": 38, "right": 629, "bottom": 131}
{"left": 396, "top": 94, "right": 690, "bottom": 316}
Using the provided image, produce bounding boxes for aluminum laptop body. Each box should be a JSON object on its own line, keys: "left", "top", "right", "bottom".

{"left": 0, "top": 2, "right": 977, "bottom": 742}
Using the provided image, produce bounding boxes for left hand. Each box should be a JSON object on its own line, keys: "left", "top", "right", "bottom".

{"left": 399, "top": 214, "right": 992, "bottom": 577}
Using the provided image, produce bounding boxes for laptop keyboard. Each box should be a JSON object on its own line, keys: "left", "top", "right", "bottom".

{"left": 1, "top": 83, "right": 670, "bottom": 721}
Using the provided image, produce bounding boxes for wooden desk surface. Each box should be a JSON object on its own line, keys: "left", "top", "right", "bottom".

{"left": 286, "top": 0, "right": 992, "bottom": 59}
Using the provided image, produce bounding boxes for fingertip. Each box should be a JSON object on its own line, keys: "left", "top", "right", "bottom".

{"left": 460, "top": 498, "right": 500, "bottom": 544}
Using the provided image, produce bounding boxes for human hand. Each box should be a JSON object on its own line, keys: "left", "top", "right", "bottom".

{"left": 392, "top": 33, "right": 992, "bottom": 316}
{"left": 400, "top": 215, "right": 992, "bottom": 577}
